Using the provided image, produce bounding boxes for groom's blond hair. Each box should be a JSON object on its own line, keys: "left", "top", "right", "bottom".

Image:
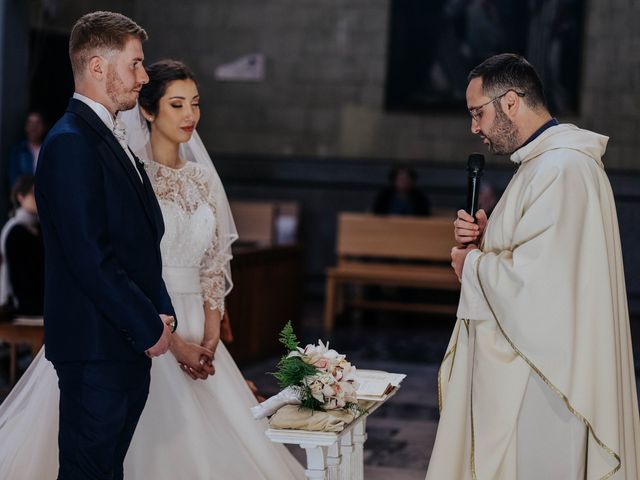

{"left": 69, "top": 11, "right": 147, "bottom": 78}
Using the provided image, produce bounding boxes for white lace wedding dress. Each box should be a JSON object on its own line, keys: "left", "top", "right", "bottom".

{"left": 0, "top": 159, "right": 305, "bottom": 479}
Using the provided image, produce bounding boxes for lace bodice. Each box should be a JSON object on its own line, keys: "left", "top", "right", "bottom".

{"left": 144, "top": 160, "right": 226, "bottom": 314}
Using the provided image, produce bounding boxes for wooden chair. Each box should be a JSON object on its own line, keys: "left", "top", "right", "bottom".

{"left": 0, "top": 317, "right": 44, "bottom": 388}
{"left": 324, "top": 213, "right": 460, "bottom": 332}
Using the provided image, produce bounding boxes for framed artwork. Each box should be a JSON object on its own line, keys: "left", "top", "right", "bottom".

{"left": 385, "top": 0, "right": 585, "bottom": 114}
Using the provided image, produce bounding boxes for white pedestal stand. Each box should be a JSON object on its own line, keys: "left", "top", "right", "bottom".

{"left": 265, "top": 389, "right": 397, "bottom": 480}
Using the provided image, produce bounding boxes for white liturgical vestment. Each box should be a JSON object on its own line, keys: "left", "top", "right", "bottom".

{"left": 427, "top": 124, "right": 640, "bottom": 480}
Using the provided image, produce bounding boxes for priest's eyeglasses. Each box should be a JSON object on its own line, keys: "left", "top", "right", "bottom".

{"left": 468, "top": 90, "right": 525, "bottom": 121}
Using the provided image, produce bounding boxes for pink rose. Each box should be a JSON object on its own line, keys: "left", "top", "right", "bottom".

{"left": 314, "top": 358, "right": 329, "bottom": 369}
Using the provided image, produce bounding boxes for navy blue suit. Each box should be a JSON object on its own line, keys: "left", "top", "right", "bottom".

{"left": 35, "top": 98, "right": 175, "bottom": 479}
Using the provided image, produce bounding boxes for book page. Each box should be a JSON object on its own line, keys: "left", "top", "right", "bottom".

{"left": 356, "top": 370, "right": 406, "bottom": 396}
{"left": 357, "top": 378, "right": 392, "bottom": 397}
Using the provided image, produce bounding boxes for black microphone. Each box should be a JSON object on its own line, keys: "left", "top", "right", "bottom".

{"left": 467, "top": 153, "right": 485, "bottom": 221}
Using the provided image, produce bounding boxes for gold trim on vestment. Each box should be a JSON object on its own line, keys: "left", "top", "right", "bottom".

{"left": 437, "top": 319, "right": 468, "bottom": 413}
{"left": 470, "top": 328, "right": 478, "bottom": 480}
{"left": 437, "top": 336, "right": 458, "bottom": 414}
{"left": 474, "top": 253, "right": 621, "bottom": 480}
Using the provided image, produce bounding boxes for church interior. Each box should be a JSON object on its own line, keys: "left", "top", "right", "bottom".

{"left": 1, "top": 1, "right": 639, "bottom": 479}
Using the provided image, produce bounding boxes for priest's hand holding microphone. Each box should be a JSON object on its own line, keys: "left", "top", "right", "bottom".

{"left": 451, "top": 154, "right": 486, "bottom": 281}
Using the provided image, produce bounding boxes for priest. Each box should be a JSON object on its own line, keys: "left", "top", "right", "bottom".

{"left": 427, "top": 53, "right": 640, "bottom": 480}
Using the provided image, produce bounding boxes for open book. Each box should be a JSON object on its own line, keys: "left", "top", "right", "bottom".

{"left": 356, "top": 369, "right": 406, "bottom": 401}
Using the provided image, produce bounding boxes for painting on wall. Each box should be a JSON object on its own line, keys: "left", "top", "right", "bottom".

{"left": 385, "top": 0, "right": 585, "bottom": 115}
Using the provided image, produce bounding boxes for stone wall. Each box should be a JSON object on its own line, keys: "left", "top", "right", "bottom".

{"left": 133, "top": 0, "right": 394, "bottom": 158}
{"left": 131, "top": 0, "right": 640, "bottom": 169}
{"left": 580, "top": 0, "right": 640, "bottom": 169}
{"left": 26, "top": 0, "right": 640, "bottom": 168}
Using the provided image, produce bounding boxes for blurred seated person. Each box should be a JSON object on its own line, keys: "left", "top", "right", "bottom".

{"left": 8, "top": 111, "right": 46, "bottom": 187}
{"left": 372, "top": 165, "right": 431, "bottom": 216}
{"left": 0, "top": 175, "right": 44, "bottom": 316}
{"left": 478, "top": 182, "right": 498, "bottom": 217}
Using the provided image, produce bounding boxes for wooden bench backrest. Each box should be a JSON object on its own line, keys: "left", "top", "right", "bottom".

{"left": 336, "top": 213, "right": 454, "bottom": 262}
{"left": 230, "top": 201, "right": 276, "bottom": 245}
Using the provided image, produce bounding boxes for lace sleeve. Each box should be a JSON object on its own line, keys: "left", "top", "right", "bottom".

{"left": 199, "top": 170, "right": 228, "bottom": 315}
{"left": 200, "top": 236, "right": 226, "bottom": 315}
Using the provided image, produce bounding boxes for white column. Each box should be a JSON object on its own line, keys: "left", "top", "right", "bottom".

{"left": 339, "top": 430, "right": 354, "bottom": 480}
{"left": 352, "top": 418, "right": 368, "bottom": 480}
{"left": 301, "top": 444, "right": 328, "bottom": 480}
{"left": 326, "top": 440, "right": 342, "bottom": 480}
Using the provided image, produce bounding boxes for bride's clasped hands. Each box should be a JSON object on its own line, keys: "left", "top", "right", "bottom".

{"left": 171, "top": 334, "right": 215, "bottom": 380}
{"left": 172, "top": 305, "right": 223, "bottom": 380}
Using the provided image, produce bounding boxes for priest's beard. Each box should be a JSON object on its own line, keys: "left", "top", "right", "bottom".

{"left": 486, "top": 107, "right": 519, "bottom": 155}
{"left": 106, "top": 66, "right": 138, "bottom": 113}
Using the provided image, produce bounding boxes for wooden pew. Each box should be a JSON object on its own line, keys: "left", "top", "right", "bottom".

{"left": 230, "top": 200, "right": 300, "bottom": 246}
{"left": 230, "top": 201, "right": 277, "bottom": 246}
{"left": 324, "top": 213, "right": 460, "bottom": 332}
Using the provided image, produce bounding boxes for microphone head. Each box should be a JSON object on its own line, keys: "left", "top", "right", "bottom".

{"left": 467, "top": 153, "right": 485, "bottom": 172}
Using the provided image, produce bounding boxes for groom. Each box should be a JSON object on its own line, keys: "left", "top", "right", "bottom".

{"left": 36, "top": 11, "right": 180, "bottom": 480}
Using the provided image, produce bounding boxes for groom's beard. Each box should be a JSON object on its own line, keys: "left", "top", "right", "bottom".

{"left": 106, "top": 66, "right": 141, "bottom": 112}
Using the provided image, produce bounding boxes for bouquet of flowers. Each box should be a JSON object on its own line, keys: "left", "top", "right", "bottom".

{"left": 251, "top": 321, "right": 361, "bottom": 420}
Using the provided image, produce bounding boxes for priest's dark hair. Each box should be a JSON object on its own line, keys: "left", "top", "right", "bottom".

{"left": 138, "top": 60, "right": 197, "bottom": 116}
{"left": 468, "top": 53, "right": 547, "bottom": 110}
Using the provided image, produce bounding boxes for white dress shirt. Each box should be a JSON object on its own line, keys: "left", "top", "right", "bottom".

{"left": 72, "top": 93, "right": 143, "bottom": 182}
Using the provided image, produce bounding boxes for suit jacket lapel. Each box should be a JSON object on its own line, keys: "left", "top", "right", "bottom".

{"left": 129, "top": 148, "right": 165, "bottom": 240}
{"left": 67, "top": 99, "right": 158, "bottom": 235}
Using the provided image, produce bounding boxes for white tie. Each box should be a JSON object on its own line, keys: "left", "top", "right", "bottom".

{"left": 113, "top": 117, "right": 142, "bottom": 183}
{"left": 112, "top": 118, "right": 127, "bottom": 143}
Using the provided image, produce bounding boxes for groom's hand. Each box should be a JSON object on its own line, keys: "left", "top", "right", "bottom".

{"left": 160, "top": 314, "right": 177, "bottom": 332}
{"left": 146, "top": 321, "right": 173, "bottom": 357}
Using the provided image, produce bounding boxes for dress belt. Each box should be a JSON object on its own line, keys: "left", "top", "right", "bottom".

{"left": 162, "top": 266, "right": 201, "bottom": 295}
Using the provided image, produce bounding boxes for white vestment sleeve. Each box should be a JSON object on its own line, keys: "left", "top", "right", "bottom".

{"left": 456, "top": 248, "right": 492, "bottom": 321}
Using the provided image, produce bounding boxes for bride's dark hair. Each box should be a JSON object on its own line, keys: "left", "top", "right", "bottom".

{"left": 138, "top": 59, "right": 197, "bottom": 115}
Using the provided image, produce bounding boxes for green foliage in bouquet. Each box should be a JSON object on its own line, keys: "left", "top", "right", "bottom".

{"left": 272, "top": 321, "right": 366, "bottom": 415}
{"left": 277, "top": 320, "right": 302, "bottom": 352}
{"left": 272, "top": 321, "right": 324, "bottom": 411}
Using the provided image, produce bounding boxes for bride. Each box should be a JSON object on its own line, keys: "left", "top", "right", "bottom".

{"left": 0, "top": 59, "right": 305, "bottom": 480}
